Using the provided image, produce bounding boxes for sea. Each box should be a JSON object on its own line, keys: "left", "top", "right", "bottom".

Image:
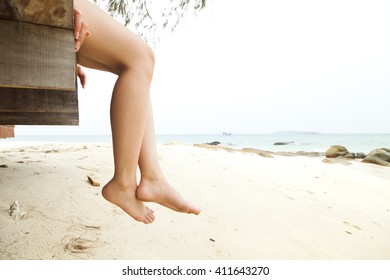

{"left": 2, "top": 133, "right": 390, "bottom": 154}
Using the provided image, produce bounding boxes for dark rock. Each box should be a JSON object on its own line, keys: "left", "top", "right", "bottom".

{"left": 273, "top": 141, "right": 294, "bottom": 145}
{"left": 205, "top": 141, "right": 221, "bottom": 146}
{"left": 344, "top": 153, "right": 356, "bottom": 159}
{"left": 326, "top": 145, "right": 349, "bottom": 158}
{"left": 362, "top": 148, "right": 390, "bottom": 166}
{"left": 356, "top": 152, "right": 366, "bottom": 159}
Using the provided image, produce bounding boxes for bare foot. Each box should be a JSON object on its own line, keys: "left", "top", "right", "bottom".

{"left": 137, "top": 177, "right": 201, "bottom": 215}
{"left": 102, "top": 179, "right": 155, "bottom": 224}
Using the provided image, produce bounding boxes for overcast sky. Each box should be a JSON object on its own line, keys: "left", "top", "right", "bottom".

{"left": 17, "top": 0, "right": 390, "bottom": 135}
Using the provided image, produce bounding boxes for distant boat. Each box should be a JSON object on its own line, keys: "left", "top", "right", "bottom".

{"left": 222, "top": 132, "right": 232, "bottom": 136}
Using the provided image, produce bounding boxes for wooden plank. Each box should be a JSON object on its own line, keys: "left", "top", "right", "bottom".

{"left": 0, "top": 19, "right": 76, "bottom": 91}
{"left": 0, "top": 87, "right": 79, "bottom": 125}
{"left": 0, "top": 112, "right": 79, "bottom": 125}
{"left": 0, "top": 0, "right": 73, "bottom": 29}
{"left": 0, "top": 125, "right": 15, "bottom": 138}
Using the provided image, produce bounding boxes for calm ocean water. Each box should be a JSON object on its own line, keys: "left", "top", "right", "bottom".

{"left": 2, "top": 133, "right": 390, "bottom": 154}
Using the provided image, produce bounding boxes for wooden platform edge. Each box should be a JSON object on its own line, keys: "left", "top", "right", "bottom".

{"left": 0, "top": 125, "right": 15, "bottom": 138}
{"left": 0, "top": 87, "right": 79, "bottom": 126}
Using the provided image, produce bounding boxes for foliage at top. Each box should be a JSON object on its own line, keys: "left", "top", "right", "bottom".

{"left": 92, "top": 0, "right": 207, "bottom": 45}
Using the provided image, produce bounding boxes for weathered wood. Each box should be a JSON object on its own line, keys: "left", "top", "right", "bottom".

{"left": 0, "top": 125, "right": 15, "bottom": 138}
{"left": 0, "top": 0, "right": 78, "bottom": 126}
{"left": 0, "top": 87, "right": 79, "bottom": 125}
{"left": 0, "top": 19, "right": 76, "bottom": 90}
{"left": 0, "top": 0, "right": 73, "bottom": 29}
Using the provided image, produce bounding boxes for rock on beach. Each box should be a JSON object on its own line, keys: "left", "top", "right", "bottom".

{"left": 362, "top": 148, "right": 390, "bottom": 166}
{"left": 326, "top": 145, "right": 349, "bottom": 158}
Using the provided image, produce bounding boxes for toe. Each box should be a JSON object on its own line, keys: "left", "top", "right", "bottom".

{"left": 146, "top": 208, "right": 155, "bottom": 223}
{"left": 146, "top": 206, "right": 154, "bottom": 213}
{"left": 190, "top": 206, "right": 201, "bottom": 215}
{"left": 146, "top": 213, "right": 155, "bottom": 224}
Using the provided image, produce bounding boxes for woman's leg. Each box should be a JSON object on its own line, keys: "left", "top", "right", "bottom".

{"left": 75, "top": 0, "right": 155, "bottom": 223}
{"left": 75, "top": 0, "right": 200, "bottom": 222}
{"left": 137, "top": 101, "right": 201, "bottom": 215}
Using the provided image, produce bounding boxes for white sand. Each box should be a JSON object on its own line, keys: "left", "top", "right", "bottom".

{"left": 0, "top": 142, "right": 389, "bottom": 260}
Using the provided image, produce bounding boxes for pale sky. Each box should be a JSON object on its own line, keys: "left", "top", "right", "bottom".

{"left": 17, "top": 0, "right": 390, "bottom": 135}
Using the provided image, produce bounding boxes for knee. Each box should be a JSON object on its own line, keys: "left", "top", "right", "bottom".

{"left": 141, "top": 44, "right": 155, "bottom": 78}
{"left": 121, "top": 43, "right": 155, "bottom": 79}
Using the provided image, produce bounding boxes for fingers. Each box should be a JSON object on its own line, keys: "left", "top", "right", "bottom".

{"left": 77, "top": 26, "right": 91, "bottom": 52}
{"left": 74, "top": 8, "right": 82, "bottom": 40}
{"left": 74, "top": 8, "right": 91, "bottom": 52}
{"left": 77, "top": 64, "right": 87, "bottom": 88}
{"left": 74, "top": 8, "right": 90, "bottom": 88}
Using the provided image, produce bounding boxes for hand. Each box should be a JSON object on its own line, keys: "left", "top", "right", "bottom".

{"left": 77, "top": 64, "right": 87, "bottom": 88}
{"left": 74, "top": 7, "right": 91, "bottom": 52}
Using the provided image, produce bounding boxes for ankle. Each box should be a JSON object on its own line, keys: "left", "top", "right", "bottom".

{"left": 110, "top": 176, "right": 137, "bottom": 191}
{"left": 140, "top": 171, "right": 166, "bottom": 183}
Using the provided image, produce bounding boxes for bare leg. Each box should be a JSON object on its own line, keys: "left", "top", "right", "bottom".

{"left": 136, "top": 100, "right": 201, "bottom": 215}
{"left": 75, "top": 0, "right": 200, "bottom": 221}
{"left": 75, "top": 0, "right": 154, "bottom": 223}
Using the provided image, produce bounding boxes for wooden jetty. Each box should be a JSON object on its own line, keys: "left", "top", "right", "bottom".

{"left": 0, "top": 0, "right": 78, "bottom": 138}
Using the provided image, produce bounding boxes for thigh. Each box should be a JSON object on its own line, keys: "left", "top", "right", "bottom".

{"left": 77, "top": 53, "right": 117, "bottom": 73}
{"left": 74, "top": 0, "right": 150, "bottom": 74}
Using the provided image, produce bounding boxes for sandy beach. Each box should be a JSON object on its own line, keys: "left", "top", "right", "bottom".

{"left": 0, "top": 141, "right": 389, "bottom": 260}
